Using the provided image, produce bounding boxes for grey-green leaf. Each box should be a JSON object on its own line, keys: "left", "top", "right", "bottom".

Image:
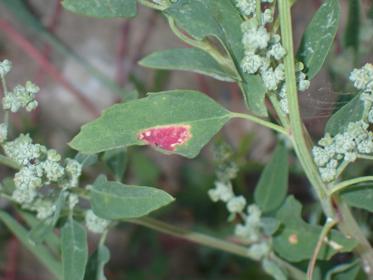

{"left": 62, "top": 0, "right": 137, "bottom": 18}
{"left": 341, "top": 186, "right": 373, "bottom": 212}
{"left": 84, "top": 245, "right": 110, "bottom": 280}
{"left": 273, "top": 196, "right": 357, "bottom": 262}
{"left": 0, "top": 211, "right": 62, "bottom": 279}
{"left": 90, "top": 178, "right": 174, "bottom": 220}
{"left": 254, "top": 143, "right": 289, "bottom": 213}
{"left": 139, "top": 48, "right": 237, "bottom": 82}
{"left": 69, "top": 90, "right": 231, "bottom": 158}
{"left": 325, "top": 94, "right": 364, "bottom": 136}
{"left": 61, "top": 219, "right": 88, "bottom": 280}
{"left": 297, "top": 0, "right": 341, "bottom": 79}
{"left": 165, "top": 0, "right": 267, "bottom": 116}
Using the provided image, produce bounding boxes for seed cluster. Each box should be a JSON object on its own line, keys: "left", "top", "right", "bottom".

{"left": 236, "top": 0, "right": 310, "bottom": 114}
{"left": 312, "top": 63, "right": 373, "bottom": 182}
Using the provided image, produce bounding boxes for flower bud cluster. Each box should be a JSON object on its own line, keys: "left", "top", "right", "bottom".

{"left": 238, "top": 5, "right": 310, "bottom": 114}
{"left": 2, "top": 81, "right": 39, "bottom": 112}
{"left": 313, "top": 64, "right": 373, "bottom": 182}
{"left": 3, "top": 134, "right": 82, "bottom": 205}
{"left": 209, "top": 143, "right": 271, "bottom": 260}
{"left": 0, "top": 60, "right": 12, "bottom": 77}
{"left": 235, "top": 205, "right": 271, "bottom": 259}
{"left": 85, "top": 210, "right": 110, "bottom": 234}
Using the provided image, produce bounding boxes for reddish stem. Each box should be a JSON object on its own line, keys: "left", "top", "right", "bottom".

{"left": 0, "top": 19, "right": 99, "bottom": 117}
{"left": 116, "top": 21, "right": 131, "bottom": 88}
{"left": 35, "top": 0, "right": 63, "bottom": 84}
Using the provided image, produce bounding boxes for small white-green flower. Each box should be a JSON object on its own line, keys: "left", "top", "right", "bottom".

{"left": 262, "top": 9, "right": 274, "bottom": 24}
{"left": 208, "top": 181, "right": 234, "bottom": 203}
{"left": 227, "top": 196, "right": 247, "bottom": 213}
{"left": 85, "top": 210, "right": 110, "bottom": 234}
{"left": 41, "top": 160, "right": 65, "bottom": 182}
{"left": 268, "top": 43, "right": 286, "bottom": 61}
{"left": 349, "top": 63, "right": 373, "bottom": 90}
{"left": 64, "top": 158, "right": 82, "bottom": 187}
{"left": 3, "top": 134, "right": 45, "bottom": 166}
{"left": 248, "top": 242, "right": 271, "bottom": 260}
{"left": 33, "top": 200, "right": 56, "bottom": 220}
{"left": 235, "top": 0, "right": 256, "bottom": 16}
{"left": 0, "top": 59, "right": 12, "bottom": 76}
{"left": 241, "top": 51, "right": 262, "bottom": 74}
{"left": 242, "top": 26, "right": 270, "bottom": 51}
{"left": 2, "top": 82, "right": 39, "bottom": 112}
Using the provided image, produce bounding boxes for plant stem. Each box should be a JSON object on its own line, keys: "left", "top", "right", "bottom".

{"left": 330, "top": 176, "right": 373, "bottom": 195}
{"left": 0, "top": 155, "right": 20, "bottom": 170}
{"left": 278, "top": 0, "right": 330, "bottom": 210}
{"left": 278, "top": 1, "right": 373, "bottom": 277}
{"left": 129, "top": 217, "right": 307, "bottom": 280}
{"left": 307, "top": 219, "right": 337, "bottom": 280}
{"left": 230, "top": 112, "right": 288, "bottom": 136}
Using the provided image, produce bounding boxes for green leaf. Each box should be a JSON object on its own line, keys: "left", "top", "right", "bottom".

{"left": 326, "top": 261, "right": 361, "bottom": 280}
{"left": 102, "top": 148, "right": 128, "bottom": 181}
{"left": 62, "top": 0, "right": 136, "bottom": 18}
{"left": 254, "top": 143, "right": 289, "bottom": 213}
{"left": 90, "top": 177, "right": 174, "bottom": 220}
{"left": 341, "top": 185, "right": 373, "bottom": 212}
{"left": 273, "top": 196, "right": 357, "bottom": 262}
{"left": 262, "top": 258, "right": 287, "bottom": 280}
{"left": 344, "top": 0, "right": 360, "bottom": 52}
{"left": 84, "top": 245, "right": 110, "bottom": 280}
{"left": 140, "top": 48, "right": 237, "bottom": 82}
{"left": 75, "top": 153, "right": 98, "bottom": 168}
{"left": 70, "top": 90, "right": 231, "bottom": 158}
{"left": 325, "top": 94, "right": 364, "bottom": 136}
{"left": 297, "top": 0, "right": 341, "bottom": 79}
{"left": 131, "top": 153, "right": 161, "bottom": 186}
{"left": 61, "top": 219, "right": 88, "bottom": 280}
{"left": 0, "top": 211, "right": 62, "bottom": 279}
{"left": 165, "top": 0, "right": 267, "bottom": 116}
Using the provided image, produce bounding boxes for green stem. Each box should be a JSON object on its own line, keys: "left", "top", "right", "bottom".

{"left": 358, "top": 154, "right": 373, "bottom": 161}
{"left": 330, "top": 176, "right": 373, "bottom": 195}
{"left": 129, "top": 216, "right": 250, "bottom": 258}
{"left": 278, "top": 1, "right": 373, "bottom": 277}
{"left": 0, "top": 154, "right": 20, "bottom": 169}
{"left": 128, "top": 217, "right": 307, "bottom": 280}
{"left": 1, "top": 75, "right": 10, "bottom": 127}
{"left": 307, "top": 219, "right": 337, "bottom": 280}
{"left": 278, "top": 0, "right": 330, "bottom": 209}
{"left": 230, "top": 112, "right": 288, "bottom": 136}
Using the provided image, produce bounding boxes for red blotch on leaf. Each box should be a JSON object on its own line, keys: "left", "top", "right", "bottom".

{"left": 138, "top": 125, "right": 192, "bottom": 151}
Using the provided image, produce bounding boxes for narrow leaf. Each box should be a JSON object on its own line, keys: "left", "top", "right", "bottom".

{"left": 325, "top": 94, "right": 364, "bottom": 136}
{"left": 62, "top": 0, "right": 137, "bottom": 18}
{"left": 273, "top": 197, "right": 357, "bottom": 262}
{"left": 139, "top": 48, "right": 237, "bottom": 82}
{"left": 341, "top": 186, "right": 373, "bottom": 212}
{"left": 61, "top": 219, "right": 88, "bottom": 280}
{"left": 90, "top": 178, "right": 174, "bottom": 220}
{"left": 254, "top": 143, "right": 289, "bottom": 213}
{"left": 297, "top": 0, "right": 341, "bottom": 79}
{"left": 84, "top": 245, "right": 110, "bottom": 280}
{"left": 0, "top": 211, "right": 62, "bottom": 279}
{"left": 70, "top": 90, "right": 231, "bottom": 158}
